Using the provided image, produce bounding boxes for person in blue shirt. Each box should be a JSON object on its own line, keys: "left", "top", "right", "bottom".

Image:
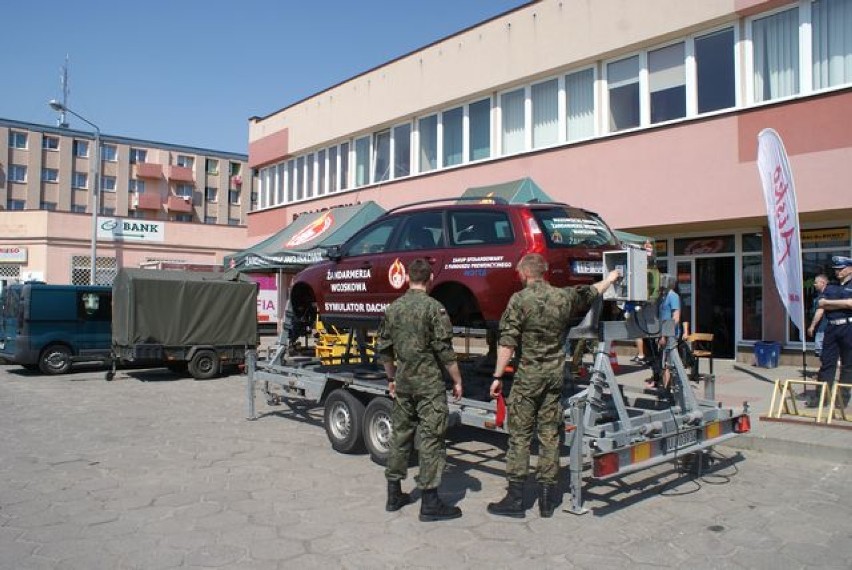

{"left": 809, "top": 256, "right": 852, "bottom": 408}
{"left": 654, "top": 273, "right": 681, "bottom": 391}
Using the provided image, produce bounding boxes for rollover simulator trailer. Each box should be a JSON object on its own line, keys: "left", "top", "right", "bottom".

{"left": 110, "top": 269, "right": 258, "bottom": 380}
{"left": 246, "top": 260, "right": 749, "bottom": 512}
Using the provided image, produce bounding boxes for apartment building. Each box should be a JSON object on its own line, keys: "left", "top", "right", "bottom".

{"left": 245, "top": 0, "right": 852, "bottom": 362}
{"left": 0, "top": 118, "right": 253, "bottom": 286}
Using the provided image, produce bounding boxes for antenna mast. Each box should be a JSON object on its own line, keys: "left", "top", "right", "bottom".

{"left": 58, "top": 56, "right": 70, "bottom": 128}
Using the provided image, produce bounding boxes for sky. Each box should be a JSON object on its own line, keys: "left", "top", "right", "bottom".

{"left": 2, "top": 0, "right": 528, "bottom": 155}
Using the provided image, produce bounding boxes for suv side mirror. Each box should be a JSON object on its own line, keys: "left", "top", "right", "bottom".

{"left": 325, "top": 245, "right": 342, "bottom": 261}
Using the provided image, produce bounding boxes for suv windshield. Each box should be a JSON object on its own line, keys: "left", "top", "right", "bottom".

{"left": 533, "top": 207, "right": 618, "bottom": 248}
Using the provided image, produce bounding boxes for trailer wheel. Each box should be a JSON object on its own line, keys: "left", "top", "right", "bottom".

{"left": 324, "top": 389, "right": 365, "bottom": 454}
{"left": 364, "top": 397, "right": 394, "bottom": 465}
{"left": 39, "top": 344, "right": 72, "bottom": 375}
{"left": 188, "top": 350, "right": 219, "bottom": 380}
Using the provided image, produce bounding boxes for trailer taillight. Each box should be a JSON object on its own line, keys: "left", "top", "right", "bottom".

{"left": 734, "top": 414, "right": 751, "bottom": 434}
{"left": 593, "top": 453, "right": 619, "bottom": 477}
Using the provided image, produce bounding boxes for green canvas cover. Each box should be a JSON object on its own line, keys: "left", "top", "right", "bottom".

{"left": 458, "top": 177, "right": 554, "bottom": 204}
{"left": 112, "top": 269, "right": 257, "bottom": 348}
{"left": 223, "top": 201, "right": 385, "bottom": 272}
{"left": 614, "top": 230, "right": 654, "bottom": 247}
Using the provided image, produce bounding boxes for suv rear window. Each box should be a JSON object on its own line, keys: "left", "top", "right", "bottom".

{"left": 533, "top": 207, "right": 617, "bottom": 247}
{"left": 450, "top": 210, "right": 514, "bottom": 246}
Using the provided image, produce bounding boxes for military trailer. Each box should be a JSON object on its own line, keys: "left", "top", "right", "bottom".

{"left": 110, "top": 269, "right": 258, "bottom": 380}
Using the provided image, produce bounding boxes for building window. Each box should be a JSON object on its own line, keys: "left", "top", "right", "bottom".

{"left": 71, "top": 255, "right": 117, "bottom": 286}
{"left": 204, "top": 216, "right": 216, "bottom": 224}
{"left": 317, "top": 149, "right": 327, "bottom": 195}
{"left": 130, "top": 148, "right": 147, "bottom": 163}
{"left": 288, "top": 159, "right": 298, "bottom": 201}
{"left": 40, "top": 201, "right": 57, "bottom": 211}
{"left": 418, "top": 115, "right": 438, "bottom": 173}
{"left": 741, "top": 233, "right": 763, "bottom": 342}
{"left": 229, "top": 190, "right": 240, "bottom": 204}
{"left": 441, "top": 107, "right": 463, "bottom": 167}
{"left": 328, "top": 146, "right": 339, "bottom": 192}
{"left": 8, "top": 131, "right": 27, "bottom": 149}
{"left": 228, "top": 218, "right": 240, "bottom": 226}
{"left": 42, "top": 135, "right": 59, "bottom": 150}
{"left": 42, "top": 168, "right": 59, "bottom": 183}
{"left": 129, "top": 179, "right": 145, "bottom": 193}
{"left": 130, "top": 210, "right": 145, "bottom": 219}
{"left": 205, "top": 187, "right": 218, "bottom": 202}
{"left": 103, "top": 207, "right": 115, "bottom": 216}
{"left": 566, "top": 68, "right": 595, "bottom": 141}
{"left": 176, "top": 155, "right": 194, "bottom": 168}
{"left": 340, "top": 142, "right": 350, "bottom": 191}
{"left": 71, "top": 204, "right": 86, "bottom": 213}
{"left": 500, "top": 88, "right": 525, "bottom": 155}
{"left": 294, "top": 156, "right": 304, "bottom": 199}
{"left": 532, "top": 78, "right": 559, "bottom": 149}
{"left": 696, "top": 27, "right": 736, "bottom": 113}
{"left": 649, "top": 42, "right": 686, "bottom": 124}
{"left": 175, "top": 183, "right": 193, "bottom": 199}
{"left": 354, "top": 136, "right": 370, "bottom": 186}
{"left": 812, "top": 0, "right": 852, "bottom": 90}
{"left": 229, "top": 162, "right": 241, "bottom": 176}
{"left": 73, "top": 140, "right": 90, "bottom": 158}
{"left": 607, "top": 55, "right": 641, "bottom": 132}
{"left": 9, "top": 164, "right": 27, "bottom": 183}
{"left": 251, "top": 191, "right": 258, "bottom": 206}
{"left": 100, "top": 144, "right": 117, "bottom": 162}
{"left": 468, "top": 98, "right": 491, "bottom": 161}
{"left": 206, "top": 158, "right": 219, "bottom": 175}
{"left": 373, "top": 130, "right": 390, "bottom": 182}
{"left": 305, "top": 152, "right": 315, "bottom": 197}
{"left": 393, "top": 123, "right": 411, "bottom": 178}
{"left": 101, "top": 175, "right": 116, "bottom": 192}
{"left": 7, "top": 200, "right": 26, "bottom": 210}
{"left": 175, "top": 213, "right": 192, "bottom": 222}
{"left": 751, "top": 7, "right": 799, "bottom": 103}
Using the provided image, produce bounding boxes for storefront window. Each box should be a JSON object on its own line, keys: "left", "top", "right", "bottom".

{"left": 742, "top": 251, "right": 763, "bottom": 342}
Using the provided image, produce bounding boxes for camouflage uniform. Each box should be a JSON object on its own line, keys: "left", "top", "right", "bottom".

{"left": 499, "top": 281, "right": 598, "bottom": 485}
{"left": 377, "top": 289, "right": 457, "bottom": 489}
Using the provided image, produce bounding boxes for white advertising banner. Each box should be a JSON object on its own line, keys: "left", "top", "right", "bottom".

{"left": 96, "top": 218, "right": 165, "bottom": 242}
{"left": 0, "top": 247, "right": 27, "bottom": 263}
{"left": 756, "top": 128, "right": 805, "bottom": 335}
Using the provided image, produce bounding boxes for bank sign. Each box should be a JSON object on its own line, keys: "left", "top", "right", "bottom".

{"left": 96, "top": 218, "right": 165, "bottom": 242}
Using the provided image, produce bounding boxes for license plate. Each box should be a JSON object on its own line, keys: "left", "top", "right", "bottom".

{"left": 665, "top": 429, "right": 698, "bottom": 452}
{"left": 572, "top": 260, "right": 603, "bottom": 275}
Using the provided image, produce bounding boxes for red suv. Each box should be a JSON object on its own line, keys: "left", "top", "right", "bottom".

{"left": 290, "top": 198, "right": 619, "bottom": 330}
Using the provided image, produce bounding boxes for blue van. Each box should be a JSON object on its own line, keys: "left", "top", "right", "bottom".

{"left": 0, "top": 282, "right": 112, "bottom": 374}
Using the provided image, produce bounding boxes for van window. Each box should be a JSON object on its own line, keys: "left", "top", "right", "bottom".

{"left": 344, "top": 218, "right": 400, "bottom": 256}
{"left": 399, "top": 212, "right": 444, "bottom": 251}
{"left": 450, "top": 211, "right": 513, "bottom": 246}
{"left": 534, "top": 207, "right": 618, "bottom": 247}
{"left": 77, "top": 291, "right": 111, "bottom": 321}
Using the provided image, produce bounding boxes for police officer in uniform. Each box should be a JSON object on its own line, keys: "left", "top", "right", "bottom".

{"left": 487, "top": 253, "right": 621, "bottom": 518}
{"left": 378, "top": 258, "right": 464, "bottom": 521}
{"left": 813, "top": 255, "right": 852, "bottom": 407}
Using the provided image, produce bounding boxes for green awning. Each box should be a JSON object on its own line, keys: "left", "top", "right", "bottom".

{"left": 613, "top": 230, "right": 653, "bottom": 246}
{"left": 458, "top": 177, "right": 554, "bottom": 204}
{"left": 223, "top": 201, "right": 385, "bottom": 272}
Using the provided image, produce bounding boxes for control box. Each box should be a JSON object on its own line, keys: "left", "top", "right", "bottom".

{"left": 603, "top": 248, "right": 649, "bottom": 301}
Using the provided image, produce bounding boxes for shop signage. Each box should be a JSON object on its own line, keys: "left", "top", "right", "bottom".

{"left": 0, "top": 247, "right": 27, "bottom": 263}
{"left": 96, "top": 218, "right": 165, "bottom": 242}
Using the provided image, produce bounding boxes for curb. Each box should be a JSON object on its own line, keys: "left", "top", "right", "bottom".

{"left": 720, "top": 432, "right": 852, "bottom": 465}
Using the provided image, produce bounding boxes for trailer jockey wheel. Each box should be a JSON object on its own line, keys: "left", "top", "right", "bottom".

{"left": 188, "top": 350, "right": 220, "bottom": 380}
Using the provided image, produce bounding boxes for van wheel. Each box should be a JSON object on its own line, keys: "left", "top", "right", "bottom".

{"left": 324, "top": 389, "right": 365, "bottom": 454}
{"left": 39, "top": 344, "right": 72, "bottom": 375}
{"left": 364, "top": 397, "right": 394, "bottom": 465}
{"left": 188, "top": 350, "right": 219, "bottom": 380}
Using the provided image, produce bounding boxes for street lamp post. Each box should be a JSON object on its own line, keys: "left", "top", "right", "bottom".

{"left": 48, "top": 100, "right": 101, "bottom": 285}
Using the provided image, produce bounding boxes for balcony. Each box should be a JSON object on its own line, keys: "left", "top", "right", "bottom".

{"left": 135, "top": 163, "right": 163, "bottom": 179}
{"left": 133, "top": 192, "right": 163, "bottom": 210}
{"left": 168, "top": 165, "right": 194, "bottom": 183}
{"left": 166, "top": 194, "right": 193, "bottom": 213}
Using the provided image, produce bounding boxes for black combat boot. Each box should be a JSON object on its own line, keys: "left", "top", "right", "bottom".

{"left": 386, "top": 480, "right": 411, "bottom": 512}
{"left": 486, "top": 481, "right": 525, "bottom": 518}
{"left": 419, "top": 488, "right": 462, "bottom": 521}
{"left": 538, "top": 484, "right": 560, "bottom": 518}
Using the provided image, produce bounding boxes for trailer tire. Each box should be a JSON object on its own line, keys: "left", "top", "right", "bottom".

{"left": 364, "top": 397, "right": 394, "bottom": 465}
{"left": 188, "top": 350, "right": 219, "bottom": 380}
{"left": 324, "top": 389, "right": 365, "bottom": 454}
{"left": 39, "top": 344, "right": 72, "bottom": 375}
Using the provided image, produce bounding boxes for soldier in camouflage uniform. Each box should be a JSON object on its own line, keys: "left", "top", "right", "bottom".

{"left": 378, "top": 258, "right": 464, "bottom": 522}
{"left": 488, "top": 253, "right": 621, "bottom": 518}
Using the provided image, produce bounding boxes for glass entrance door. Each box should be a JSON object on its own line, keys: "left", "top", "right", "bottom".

{"left": 675, "top": 257, "right": 735, "bottom": 358}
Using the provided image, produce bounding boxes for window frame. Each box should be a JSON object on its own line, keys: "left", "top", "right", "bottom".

{"left": 8, "top": 131, "right": 27, "bottom": 149}
{"left": 42, "top": 167, "right": 59, "bottom": 183}
{"left": 42, "top": 135, "right": 60, "bottom": 150}
{"left": 9, "top": 164, "right": 27, "bottom": 183}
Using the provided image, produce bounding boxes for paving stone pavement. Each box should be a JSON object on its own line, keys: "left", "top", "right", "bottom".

{"left": 1, "top": 363, "right": 851, "bottom": 570}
